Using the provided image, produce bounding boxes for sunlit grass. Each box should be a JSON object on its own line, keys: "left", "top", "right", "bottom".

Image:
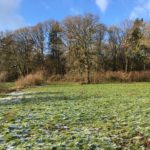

{"left": 0, "top": 82, "right": 14, "bottom": 98}
{"left": 0, "top": 83, "right": 150, "bottom": 149}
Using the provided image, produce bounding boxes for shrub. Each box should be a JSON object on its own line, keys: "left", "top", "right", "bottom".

{"left": 105, "top": 71, "right": 128, "bottom": 82}
{"left": 92, "top": 71, "right": 150, "bottom": 83}
{"left": 63, "top": 71, "right": 150, "bottom": 83}
{"left": 15, "top": 71, "right": 150, "bottom": 87}
{"left": 47, "top": 75, "right": 63, "bottom": 82}
{"left": 64, "top": 73, "right": 86, "bottom": 83}
{"left": 15, "top": 71, "right": 45, "bottom": 89}
{"left": 127, "top": 71, "right": 150, "bottom": 82}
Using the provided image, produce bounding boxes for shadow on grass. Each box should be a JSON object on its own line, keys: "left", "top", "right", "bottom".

{"left": 11, "top": 91, "right": 64, "bottom": 96}
{"left": 0, "top": 91, "right": 90, "bottom": 106}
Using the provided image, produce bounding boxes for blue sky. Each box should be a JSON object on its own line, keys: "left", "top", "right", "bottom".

{"left": 0, "top": 0, "right": 150, "bottom": 31}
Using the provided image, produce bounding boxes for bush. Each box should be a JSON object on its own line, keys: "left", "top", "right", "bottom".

{"left": 65, "top": 71, "right": 150, "bottom": 83}
{"left": 15, "top": 71, "right": 45, "bottom": 89}
{"left": 15, "top": 71, "right": 150, "bottom": 88}
{"left": 64, "top": 73, "right": 86, "bottom": 83}
{"left": 92, "top": 71, "right": 150, "bottom": 83}
{"left": 127, "top": 71, "right": 150, "bottom": 82}
{"left": 47, "top": 75, "right": 63, "bottom": 82}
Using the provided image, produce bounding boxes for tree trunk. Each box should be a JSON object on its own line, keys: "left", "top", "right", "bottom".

{"left": 125, "top": 57, "right": 128, "bottom": 72}
{"left": 143, "top": 63, "right": 146, "bottom": 71}
{"left": 130, "top": 62, "right": 133, "bottom": 71}
{"left": 113, "top": 56, "right": 117, "bottom": 71}
{"left": 85, "top": 64, "right": 90, "bottom": 84}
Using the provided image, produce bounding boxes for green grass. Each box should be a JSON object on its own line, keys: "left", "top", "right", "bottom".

{"left": 0, "top": 83, "right": 150, "bottom": 149}
{"left": 0, "top": 82, "right": 14, "bottom": 98}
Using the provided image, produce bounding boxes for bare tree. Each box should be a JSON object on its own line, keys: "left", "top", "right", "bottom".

{"left": 108, "top": 26, "right": 124, "bottom": 71}
{"left": 64, "top": 14, "right": 104, "bottom": 83}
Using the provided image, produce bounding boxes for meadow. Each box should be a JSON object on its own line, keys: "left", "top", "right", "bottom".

{"left": 0, "top": 83, "right": 150, "bottom": 149}
{"left": 0, "top": 83, "right": 14, "bottom": 98}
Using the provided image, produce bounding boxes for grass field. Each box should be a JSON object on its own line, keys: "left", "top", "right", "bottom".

{"left": 0, "top": 83, "right": 14, "bottom": 98}
{"left": 0, "top": 83, "right": 150, "bottom": 149}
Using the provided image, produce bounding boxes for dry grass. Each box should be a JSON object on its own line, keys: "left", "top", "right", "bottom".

{"left": 15, "top": 71, "right": 45, "bottom": 89}
{"left": 47, "top": 75, "right": 63, "bottom": 82}
{"left": 64, "top": 73, "right": 86, "bottom": 83}
{"left": 92, "top": 71, "right": 150, "bottom": 83}
{"left": 15, "top": 71, "right": 150, "bottom": 88}
{"left": 64, "top": 71, "right": 150, "bottom": 83}
{"left": 47, "top": 73, "right": 86, "bottom": 83}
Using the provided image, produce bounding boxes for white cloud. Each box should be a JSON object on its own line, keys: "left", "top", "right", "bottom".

{"left": 95, "top": 0, "right": 109, "bottom": 13}
{"left": 130, "top": 0, "right": 150, "bottom": 20}
{"left": 0, "top": 0, "right": 25, "bottom": 31}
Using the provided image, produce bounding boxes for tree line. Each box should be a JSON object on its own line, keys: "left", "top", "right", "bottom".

{"left": 0, "top": 14, "right": 150, "bottom": 83}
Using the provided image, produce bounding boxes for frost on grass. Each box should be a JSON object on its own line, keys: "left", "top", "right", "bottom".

{"left": 0, "top": 83, "right": 150, "bottom": 149}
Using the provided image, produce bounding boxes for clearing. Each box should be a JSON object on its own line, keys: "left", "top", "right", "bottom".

{"left": 0, "top": 83, "right": 150, "bottom": 149}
